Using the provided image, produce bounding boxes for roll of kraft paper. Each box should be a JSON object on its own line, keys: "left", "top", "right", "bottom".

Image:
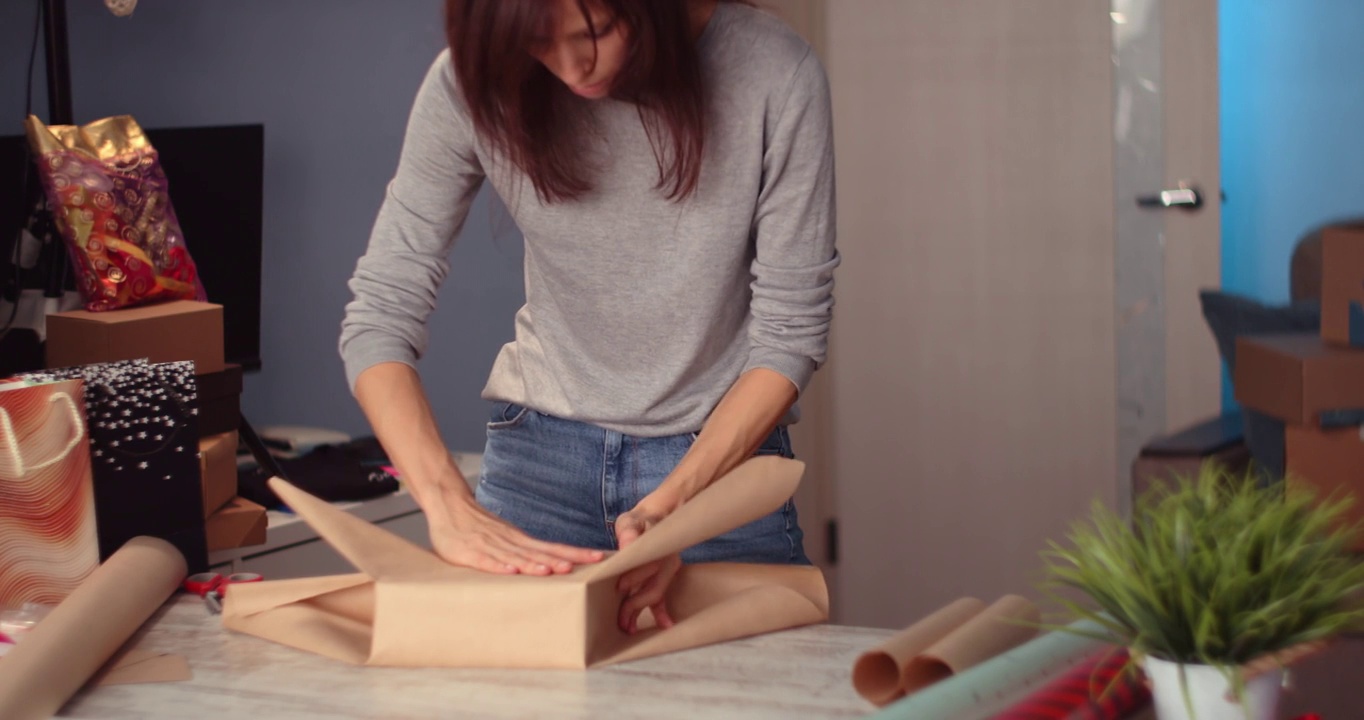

{"left": 853, "top": 595, "right": 1041, "bottom": 706}
{"left": 0, "top": 536, "right": 187, "bottom": 720}
{"left": 989, "top": 647, "right": 1150, "bottom": 719}
{"left": 865, "top": 619, "right": 1110, "bottom": 720}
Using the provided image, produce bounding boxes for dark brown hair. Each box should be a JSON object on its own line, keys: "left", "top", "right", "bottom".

{"left": 445, "top": 0, "right": 736, "bottom": 204}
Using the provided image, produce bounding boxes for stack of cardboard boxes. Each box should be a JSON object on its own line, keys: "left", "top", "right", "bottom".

{"left": 1129, "top": 414, "right": 1251, "bottom": 501}
{"left": 45, "top": 300, "right": 267, "bottom": 553}
{"left": 1235, "top": 224, "right": 1364, "bottom": 548}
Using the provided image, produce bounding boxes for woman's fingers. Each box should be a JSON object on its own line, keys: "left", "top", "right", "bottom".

{"left": 651, "top": 600, "right": 676, "bottom": 630}
{"left": 495, "top": 524, "right": 605, "bottom": 572}
{"left": 440, "top": 500, "right": 605, "bottom": 573}
{"left": 475, "top": 535, "right": 552, "bottom": 574}
{"left": 486, "top": 534, "right": 578, "bottom": 575}
{"left": 519, "top": 535, "right": 606, "bottom": 566}
{"left": 618, "top": 555, "right": 682, "bottom": 633}
{"left": 617, "top": 559, "right": 662, "bottom": 593}
{"left": 440, "top": 542, "right": 518, "bottom": 574}
{"left": 619, "top": 583, "right": 658, "bottom": 633}
{"left": 614, "top": 512, "right": 648, "bottom": 548}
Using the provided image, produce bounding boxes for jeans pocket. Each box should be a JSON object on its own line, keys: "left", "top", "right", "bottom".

{"left": 487, "top": 402, "right": 532, "bottom": 431}
{"left": 753, "top": 426, "right": 793, "bottom": 459}
{"left": 688, "top": 427, "right": 793, "bottom": 458}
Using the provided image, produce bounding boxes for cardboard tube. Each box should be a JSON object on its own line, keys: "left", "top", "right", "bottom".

{"left": 0, "top": 536, "right": 187, "bottom": 720}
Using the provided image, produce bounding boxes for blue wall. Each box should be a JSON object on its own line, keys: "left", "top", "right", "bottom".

{"left": 1221, "top": 0, "right": 1364, "bottom": 300}
{"left": 0, "top": 0, "right": 525, "bottom": 453}
{"left": 1219, "top": 0, "right": 1364, "bottom": 406}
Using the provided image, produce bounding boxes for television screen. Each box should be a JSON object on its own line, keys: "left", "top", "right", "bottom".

{"left": 0, "top": 123, "right": 265, "bottom": 371}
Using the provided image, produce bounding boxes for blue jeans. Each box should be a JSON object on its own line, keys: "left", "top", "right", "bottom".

{"left": 474, "top": 402, "right": 810, "bottom": 565}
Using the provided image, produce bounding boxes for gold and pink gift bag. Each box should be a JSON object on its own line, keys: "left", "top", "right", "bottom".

{"left": 0, "top": 377, "right": 99, "bottom": 608}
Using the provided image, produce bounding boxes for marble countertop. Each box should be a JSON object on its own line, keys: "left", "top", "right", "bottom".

{"left": 58, "top": 595, "right": 892, "bottom": 719}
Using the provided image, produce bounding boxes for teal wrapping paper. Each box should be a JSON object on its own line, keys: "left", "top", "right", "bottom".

{"left": 865, "top": 620, "right": 1110, "bottom": 720}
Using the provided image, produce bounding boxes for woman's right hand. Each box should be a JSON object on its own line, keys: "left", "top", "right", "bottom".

{"left": 352, "top": 363, "right": 603, "bottom": 576}
{"left": 427, "top": 488, "right": 604, "bottom": 575}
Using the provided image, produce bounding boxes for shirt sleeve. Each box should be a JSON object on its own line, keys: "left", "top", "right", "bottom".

{"left": 742, "top": 47, "right": 841, "bottom": 394}
{"left": 338, "top": 50, "right": 487, "bottom": 393}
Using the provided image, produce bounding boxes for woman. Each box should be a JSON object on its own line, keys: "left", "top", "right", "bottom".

{"left": 339, "top": 0, "right": 838, "bottom": 635}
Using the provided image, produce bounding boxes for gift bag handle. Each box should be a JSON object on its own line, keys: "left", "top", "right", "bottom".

{"left": 0, "top": 391, "right": 86, "bottom": 478}
{"left": 90, "top": 373, "right": 193, "bottom": 459}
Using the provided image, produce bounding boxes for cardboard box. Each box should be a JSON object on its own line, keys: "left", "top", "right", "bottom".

{"left": 1322, "top": 224, "right": 1364, "bottom": 348}
{"left": 1286, "top": 424, "right": 1364, "bottom": 550}
{"left": 1233, "top": 334, "right": 1364, "bottom": 425}
{"left": 199, "top": 431, "right": 239, "bottom": 518}
{"left": 205, "top": 496, "right": 267, "bottom": 551}
{"left": 1132, "top": 447, "right": 1251, "bottom": 502}
{"left": 196, "top": 364, "right": 242, "bottom": 438}
{"left": 1131, "top": 413, "right": 1252, "bottom": 503}
{"left": 46, "top": 300, "right": 225, "bottom": 374}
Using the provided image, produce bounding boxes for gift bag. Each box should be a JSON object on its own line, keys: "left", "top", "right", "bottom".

{"left": 0, "top": 377, "right": 100, "bottom": 608}
{"left": 23, "top": 114, "right": 207, "bottom": 312}
{"left": 20, "top": 360, "right": 208, "bottom": 572}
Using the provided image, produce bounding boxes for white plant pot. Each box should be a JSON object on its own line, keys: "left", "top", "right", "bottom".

{"left": 1143, "top": 655, "right": 1283, "bottom": 720}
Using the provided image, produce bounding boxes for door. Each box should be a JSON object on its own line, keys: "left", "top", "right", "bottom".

{"left": 803, "top": 0, "right": 1221, "bottom": 628}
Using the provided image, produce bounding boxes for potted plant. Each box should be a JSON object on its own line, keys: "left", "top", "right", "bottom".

{"left": 1038, "top": 463, "right": 1364, "bottom": 720}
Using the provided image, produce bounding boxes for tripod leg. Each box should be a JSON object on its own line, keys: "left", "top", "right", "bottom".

{"left": 237, "top": 413, "right": 290, "bottom": 482}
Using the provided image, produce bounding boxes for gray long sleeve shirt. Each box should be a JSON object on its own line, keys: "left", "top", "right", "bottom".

{"left": 339, "top": 2, "right": 839, "bottom": 437}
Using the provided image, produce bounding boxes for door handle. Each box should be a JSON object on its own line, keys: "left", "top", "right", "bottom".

{"left": 1136, "top": 182, "right": 1202, "bottom": 210}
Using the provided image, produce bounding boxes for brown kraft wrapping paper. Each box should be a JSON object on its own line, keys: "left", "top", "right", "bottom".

{"left": 0, "top": 536, "right": 188, "bottom": 720}
{"left": 852, "top": 595, "right": 1041, "bottom": 706}
{"left": 221, "top": 455, "right": 831, "bottom": 669}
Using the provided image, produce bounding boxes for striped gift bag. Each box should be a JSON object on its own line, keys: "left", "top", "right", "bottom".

{"left": 0, "top": 377, "right": 99, "bottom": 608}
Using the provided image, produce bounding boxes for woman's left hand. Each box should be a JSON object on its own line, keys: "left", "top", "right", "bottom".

{"left": 614, "top": 494, "right": 683, "bottom": 634}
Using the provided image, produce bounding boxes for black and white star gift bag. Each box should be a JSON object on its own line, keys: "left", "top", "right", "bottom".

{"left": 21, "top": 358, "right": 208, "bottom": 572}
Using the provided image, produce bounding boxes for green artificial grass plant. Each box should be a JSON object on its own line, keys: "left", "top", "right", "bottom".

{"left": 1040, "top": 463, "right": 1364, "bottom": 679}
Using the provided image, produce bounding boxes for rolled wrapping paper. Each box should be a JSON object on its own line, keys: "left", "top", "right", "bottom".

{"left": 0, "top": 536, "right": 187, "bottom": 720}
{"left": 989, "top": 647, "right": 1150, "bottom": 720}
{"left": 853, "top": 595, "right": 1042, "bottom": 706}
{"left": 865, "top": 619, "right": 1111, "bottom": 720}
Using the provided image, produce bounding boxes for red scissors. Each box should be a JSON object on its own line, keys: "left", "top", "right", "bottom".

{"left": 183, "top": 572, "right": 263, "bottom": 614}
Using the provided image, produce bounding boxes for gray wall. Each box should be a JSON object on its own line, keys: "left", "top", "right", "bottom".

{"left": 1, "top": 0, "right": 524, "bottom": 453}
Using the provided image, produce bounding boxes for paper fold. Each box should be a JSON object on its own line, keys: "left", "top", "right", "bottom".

{"left": 582, "top": 456, "right": 804, "bottom": 581}
{"left": 600, "top": 566, "right": 829, "bottom": 666}
{"left": 268, "top": 480, "right": 450, "bottom": 580}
